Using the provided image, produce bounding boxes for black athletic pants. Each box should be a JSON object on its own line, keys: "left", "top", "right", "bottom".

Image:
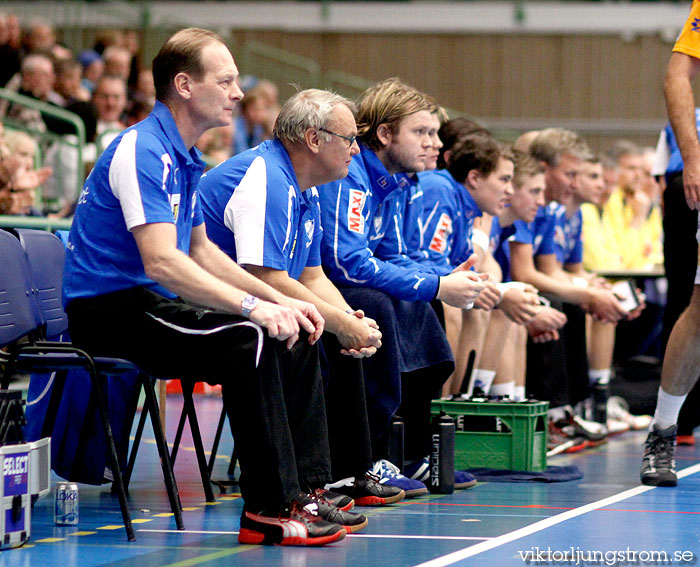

{"left": 66, "top": 286, "right": 332, "bottom": 512}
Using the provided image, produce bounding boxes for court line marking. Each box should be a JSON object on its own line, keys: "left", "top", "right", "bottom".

{"left": 412, "top": 462, "right": 700, "bottom": 567}
{"left": 138, "top": 529, "right": 492, "bottom": 541}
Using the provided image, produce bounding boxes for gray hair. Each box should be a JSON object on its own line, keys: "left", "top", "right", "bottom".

{"left": 21, "top": 53, "right": 53, "bottom": 74}
{"left": 605, "top": 139, "right": 642, "bottom": 164}
{"left": 273, "top": 88, "right": 355, "bottom": 145}
{"left": 529, "top": 127, "right": 591, "bottom": 166}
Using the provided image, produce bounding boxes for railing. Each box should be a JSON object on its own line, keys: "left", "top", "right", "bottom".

{"left": 0, "top": 215, "right": 72, "bottom": 232}
{"left": 0, "top": 88, "right": 86, "bottom": 210}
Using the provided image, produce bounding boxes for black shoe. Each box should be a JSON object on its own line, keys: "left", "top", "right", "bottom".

{"left": 325, "top": 473, "right": 405, "bottom": 506}
{"left": 238, "top": 499, "right": 346, "bottom": 546}
{"left": 310, "top": 487, "right": 354, "bottom": 511}
{"left": 641, "top": 424, "right": 678, "bottom": 487}
{"left": 300, "top": 492, "right": 368, "bottom": 533}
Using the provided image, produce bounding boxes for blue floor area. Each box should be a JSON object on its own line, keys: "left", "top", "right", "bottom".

{"left": 7, "top": 396, "right": 700, "bottom": 566}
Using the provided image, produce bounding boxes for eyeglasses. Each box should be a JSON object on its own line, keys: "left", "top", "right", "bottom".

{"left": 319, "top": 127, "right": 357, "bottom": 148}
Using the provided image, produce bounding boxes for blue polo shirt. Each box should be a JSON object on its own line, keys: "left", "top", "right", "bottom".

{"left": 198, "top": 139, "right": 322, "bottom": 280}
{"left": 553, "top": 207, "right": 583, "bottom": 265}
{"left": 489, "top": 216, "right": 517, "bottom": 282}
{"left": 63, "top": 101, "right": 206, "bottom": 304}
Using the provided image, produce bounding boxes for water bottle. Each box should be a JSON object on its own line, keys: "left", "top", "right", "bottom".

{"left": 387, "top": 414, "right": 404, "bottom": 471}
{"left": 592, "top": 381, "right": 609, "bottom": 424}
{"left": 429, "top": 412, "right": 455, "bottom": 494}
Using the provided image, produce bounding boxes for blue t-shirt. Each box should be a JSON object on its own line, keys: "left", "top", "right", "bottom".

{"left": 512, "top": 202, "right": 558, "bottom": 257}
{"left": 198, "top": 139, "right": 322, "bottom": 280}
{"left": 553, "top": 207, "right": 583, "bottom": 265}
{"left": 489, "top": 217, "right": 517, "bottom": 282}
{"left": 63, "top": 101, "right": 206, "bottom": 304}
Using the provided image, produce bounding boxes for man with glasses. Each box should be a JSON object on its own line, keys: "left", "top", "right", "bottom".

{"left": 198, "top": 89, "right": 402, "bottom": 515}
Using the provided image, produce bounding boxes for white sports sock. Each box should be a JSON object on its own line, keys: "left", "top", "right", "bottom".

{"left": 470, "top": 369, "right": 496, "bottom": 395}
{"left": 513, "top": 385, "right": 526, "bottom": 401}
{"left": 489, "top": 381, "right": 514, "bottom": 398}
{"left": 652, "top": 388, "right": 687, "bottom": 430}
{"left": 588, "top": 368, "right": 611, "bottom": 386}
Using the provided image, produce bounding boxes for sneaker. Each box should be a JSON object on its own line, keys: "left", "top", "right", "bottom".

{"left": 238, "top": 499, "right": 346, "bottom": 546}
{"left": 606, "top": 418, "right": 630, "bottom": 436}
{"left": 608, "top": 396, "right": 652, "bottom": 431}
{"left": 324, "top": 474, "right": 405, "bottom": 506}
{"left": 553, "top": 411, "right": 607, "bottom": 447}
{"left": 300, "top": 493, "right": 368, "bottom": 533}
{"left": 677, "top": 434, "right": 695, "bottom": 446}
{"left": 547, "top": 418, "right": 587, "bottom": 456}
{"left": 369, "top": 459, "right": 428, "bottom": 497}
{"left": 641, "top": 424, "right": 677, "bottom": 487}
{"left": 310, "top": 488, "right": 354, "bottom": 511}
{"left": 404, "top": 457, "right": 477, "bottom": 489}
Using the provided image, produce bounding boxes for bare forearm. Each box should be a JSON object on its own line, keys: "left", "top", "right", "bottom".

{"left": 248, "top": 266, "right": 349, "bottom": 335}
{"left": 665, "top": 57, "right": 700, "bottom": 164}
{"left": 190, "top": 240, "right": 286, "bottom": 304}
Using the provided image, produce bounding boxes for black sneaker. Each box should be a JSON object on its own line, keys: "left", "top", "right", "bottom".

{"left": 641, "top": 424, "right": 678, "bottom": 487}
{"left": 311, "top": 487, "right": 354, "bottom": 511}
{"left": 324, "top": 473, "right": 405, "bottom": 506}
{"left": 238, "top": 499, "right": 346, "bottom": 546}
{"left": 300, "top": 493, "right": 368, "bottom": 533}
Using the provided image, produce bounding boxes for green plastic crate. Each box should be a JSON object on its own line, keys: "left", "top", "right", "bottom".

{"left": 431, "top": 399, "right": 549, "bottom": 472}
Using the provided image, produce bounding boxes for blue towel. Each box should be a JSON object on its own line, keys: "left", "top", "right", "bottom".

{"left": 466, "top": 465, "right": 583, "bottom": 483}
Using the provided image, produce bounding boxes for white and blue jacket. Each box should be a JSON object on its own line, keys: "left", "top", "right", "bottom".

{"left": 318, "top": 144, "right": 440, "bottom": 301}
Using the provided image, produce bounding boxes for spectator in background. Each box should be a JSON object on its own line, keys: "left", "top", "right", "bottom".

{"left": 102, "top": 46, "right": 132, "bottom": 82}
{"left": 50, "top": 58, "right": 91, "bottom": 106}
{"left": 0, "top": 122, "right": 52, "bottom": 215}
{"left": 78, "top": 50, "right": 104, "bottom": 94}
{"left": 232, "top": 84, "right": 269, "bottom": 155}
{"left": 93, "top": 75, "right": 127, "bottom": 135}
{"left": 256, "top": 79, "right": 281, "bottom": 138}
{"left": 0, "top": 13, "right": 21, "bottom": 86}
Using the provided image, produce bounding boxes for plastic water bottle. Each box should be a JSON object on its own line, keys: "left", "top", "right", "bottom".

{"left": 429, "top": 412, "right": 455, "bottom": 494}
{"left": 388, "top": 415, "right": 404, "bottom": 471}
{"left": 592, "top": 381, "right": 609, "bottom": 424}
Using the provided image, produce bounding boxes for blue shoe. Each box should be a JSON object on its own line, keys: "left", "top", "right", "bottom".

{"left": 404, "top": 457, "right": 477, "bottom": 490}
{"left": 369, "top": 459, "right": 428, "bottom": 497}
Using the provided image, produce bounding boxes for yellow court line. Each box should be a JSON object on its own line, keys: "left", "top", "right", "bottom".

{"left": 34, "top": 537, "right": 66, "bottom": 543}
{"left": 153, "top": 513, "right": 175, "bottom": 517}
{"left": 68, "top": 531, "right": 97, "bottom": 537}
{"left": 182, "top": 507, "right": 200, "bottom": 511}
{"left": 159, "top": 546, "right": 256, "bottom": 567}
{"left": 132, "top": 519, "right": 154, "bottom": 524}
{"left": 18, "top": 544, "right": 35, "bottom": 549}
{"left": 200, "top": 502, "right": 220, "bottom": 506}
{"left": 97, "top": 525, "right": 126, "bottom": 530}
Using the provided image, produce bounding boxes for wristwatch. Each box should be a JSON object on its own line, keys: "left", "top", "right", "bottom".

{"left": 241, "top": 294, "right": 260, "bottom": 319}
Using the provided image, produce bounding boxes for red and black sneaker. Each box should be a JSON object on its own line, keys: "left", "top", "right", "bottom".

{"left": 301, "top": 492, "right": 368, "bottom": 533}
{"left": 238, "top": 499, "right": 346, "bottom": 546}
{"left": 324, "top": 473, "right": 405, "bottom": 506}
{"left": 310, "top": 487, "right": 354, "bottom": 511}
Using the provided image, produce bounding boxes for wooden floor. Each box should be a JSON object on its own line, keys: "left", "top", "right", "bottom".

{"left": 10, "top": 395, "right": 700, "bottom": 566}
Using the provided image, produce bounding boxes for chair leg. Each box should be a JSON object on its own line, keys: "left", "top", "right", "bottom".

{"left": 40, "top": 370, "right": 67, "bottom": 439}
{"left": 182, "top": 386, "right": 216, "bottom": 502}
{"left": 228, "top": 447, "right": 238, "bottom": 478}
{"left": 123, "top": 399, "right": 149, "bottom": 491}
{"left": 170, "top": 383, "right": 191, "bottom": 466}
{"left": 141, "top": 375, "right": 184, "bottom": 530}
{"left": 88, "top": 366, "right": 136, "bottom": 541}
{"left": 207, "top": 405, "right": 227, "bottom": 476}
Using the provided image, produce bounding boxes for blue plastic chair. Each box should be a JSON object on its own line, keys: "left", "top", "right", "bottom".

{"left": 0, "top": 229, "right": 184, "bottom": 541}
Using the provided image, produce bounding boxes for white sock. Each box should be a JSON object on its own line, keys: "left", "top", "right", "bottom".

{"left": 653, "top": 388, "right": 687, "bottom": 430}
{"left": 489, "top": 381, "right": 514, "bottom": 398}
{"left": 513, "top": 385, "right": 526, "bottom": 401}
{"left": 588, "top": 368, "right": 611, "bottom": 386}
{"left": 469, "top": 369, "right": 496, "bottom": 395}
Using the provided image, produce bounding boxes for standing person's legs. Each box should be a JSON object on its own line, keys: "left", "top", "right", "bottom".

{"left": 642, "top": 286, "right": 700, "bottom": 486}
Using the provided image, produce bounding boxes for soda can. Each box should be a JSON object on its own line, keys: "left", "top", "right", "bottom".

{"left": 54, "top": 482, "right": 79, "bottom": 525}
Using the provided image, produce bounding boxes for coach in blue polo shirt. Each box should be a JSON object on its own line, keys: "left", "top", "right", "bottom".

{"left": 199, "top": 89, "right": 403, "bottom": 512}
